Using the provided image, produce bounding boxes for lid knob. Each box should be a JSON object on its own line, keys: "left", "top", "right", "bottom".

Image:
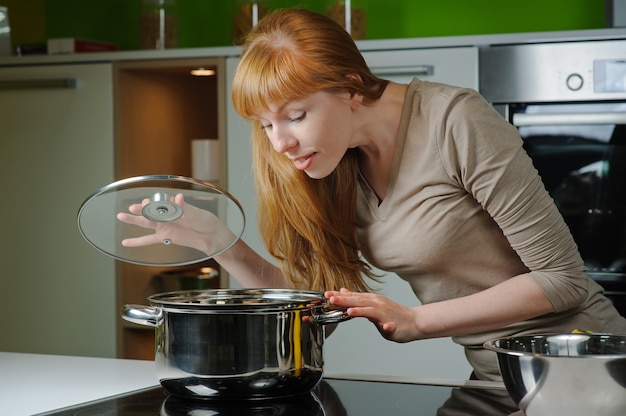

{"left": 141, "top": 192, "right": 183, "bottom": 222}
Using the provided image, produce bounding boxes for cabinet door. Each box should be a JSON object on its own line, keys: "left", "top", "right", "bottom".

{"left": 225, "top": 57, "right": 270, "bottom": 284}
{"left": 0, "top": 63, "right": 116, "bottom": 357}
{"left": 362, "top": 46, "right": 479, "bottom": 89}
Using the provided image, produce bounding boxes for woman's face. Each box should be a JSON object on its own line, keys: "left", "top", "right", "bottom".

{"left": 256, "top": 90, "right": 362, "bottom": 179}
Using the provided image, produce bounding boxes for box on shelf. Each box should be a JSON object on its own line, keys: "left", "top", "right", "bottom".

{"left": 47, "top": 38, "right": 118, "bottom": 54}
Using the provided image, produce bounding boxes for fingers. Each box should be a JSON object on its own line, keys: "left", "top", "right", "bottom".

{"left": 121, "top": 233, "right": 163, "bottom": 247}
{"left": 325, "top": 290, "right": 385, "bottom": 318}
{"left": 118, "top": 198, "right": 161, "bottom": 229}
{"left": 382, "top": 321, "right": 397, "bottom": 333}
{"left": 324, "top": 287, "right": 352, "bottom": 300}
{"left": 324, "top": 289, "right": 400, "bottom": 339}
{"left": 116, "top": 212, "right": 155, "bottom": 229}
{"left": 116, "top": 196, "right": 186, "bottom": 249}
{"left": 117, "top": 210, "right": 161, "bottom": 247}
{"left": 125, "top": 199, "right": 151, "bottom": 215}
{"left": 325, "top": 289, "right": 380, "bottom": 308}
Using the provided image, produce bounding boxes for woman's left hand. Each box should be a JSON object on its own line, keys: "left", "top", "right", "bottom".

{"left": 116, "top": 193, "right": 236, "bottom": 255}
{"left": 324, "top": 288, "right": 420, "bottom": 343}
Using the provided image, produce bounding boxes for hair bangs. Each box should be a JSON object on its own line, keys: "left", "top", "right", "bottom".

{"left": 232, "top": 44, "right": 319, "bottom": 120}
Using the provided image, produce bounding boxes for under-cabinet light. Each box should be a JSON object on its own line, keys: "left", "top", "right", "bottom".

{"left": 190, "top": 68, "right": 216, "bottom": 76}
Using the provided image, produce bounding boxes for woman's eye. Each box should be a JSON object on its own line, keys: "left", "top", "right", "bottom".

{"left": 260, "top": 123, "right": 272, "bottom": 130}
{"left": 289, "top": 113, "right": 305, "bottom": 122}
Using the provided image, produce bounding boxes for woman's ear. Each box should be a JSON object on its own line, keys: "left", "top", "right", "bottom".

{"left": 346, "top": 73, "right": 363, "bottom": 82}
{"left": 349, "top": 90, "right": 364, "bottom": 110}
{"left": 346, "top": 73, "right": 364, "bottom": 87}
{"left": 345, "top": 74, "right": 365, "bottom": 109}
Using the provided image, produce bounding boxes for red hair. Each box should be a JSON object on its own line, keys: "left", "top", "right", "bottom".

{"left": 231, "top": 8, "right": 387, "bottom": 291}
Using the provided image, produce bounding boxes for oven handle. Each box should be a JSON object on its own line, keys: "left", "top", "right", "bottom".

{"left": 513, "top": 111, "right": 626, "bottom": 126}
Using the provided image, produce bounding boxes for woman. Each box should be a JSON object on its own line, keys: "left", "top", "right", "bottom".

{"left": 119, "top": 8, "right": 626, "bottom": 381}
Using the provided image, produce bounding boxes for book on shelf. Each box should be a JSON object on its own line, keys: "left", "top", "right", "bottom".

{"left": 47, "top": 38, "right": 118, "bottom": 55}
{"left": 15, "top": 42, "right": 48, "bottom": 56}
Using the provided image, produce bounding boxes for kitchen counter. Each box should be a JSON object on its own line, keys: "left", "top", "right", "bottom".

{"left": 0, "top": 352, "right": 507, "bottom": 415}
{"left": 0, "top": 352, "right": 158, "bottom": 416}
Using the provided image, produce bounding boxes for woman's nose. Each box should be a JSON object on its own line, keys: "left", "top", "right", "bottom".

{"left": 270, "top": 127, "right": 297, "bottom": 153}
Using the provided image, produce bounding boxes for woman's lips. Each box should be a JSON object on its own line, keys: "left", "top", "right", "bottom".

{"left": 293, "top": 153, "right": 316, "bottom": 170}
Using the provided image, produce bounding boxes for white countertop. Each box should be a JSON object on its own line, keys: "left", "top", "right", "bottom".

{"left": 0, "top": 352, "right": 158, "bottom": 416}
{"left": 0, "top": 352, "right": 506, "bottom": 415}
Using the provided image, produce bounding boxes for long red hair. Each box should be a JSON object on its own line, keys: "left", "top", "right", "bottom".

{"left": 231, "top": 8, "right": 388, "bottom": 291}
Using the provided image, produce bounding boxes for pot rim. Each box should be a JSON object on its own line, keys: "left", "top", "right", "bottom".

{"left": 147, "top": 288, "right": 328, "bottom": 312}
{"left": 483, "top": 333, "right": 626, "bottom": 358}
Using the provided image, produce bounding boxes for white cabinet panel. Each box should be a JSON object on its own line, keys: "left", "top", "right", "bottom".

{"left": 0, "top": 63, "right": 116, "bottom": 357}
{"left": 225, "top": 57, "right": 270, "bottom": 281}
{"left": 363, "top": 46, "right": 479, "bottom": 89}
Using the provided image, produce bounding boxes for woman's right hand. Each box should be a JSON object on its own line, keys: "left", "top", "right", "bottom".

{"left": 324, "top": 288, "right": 421, "bottom": 343}
{"left": 116, "top": 193, "right": 237, "bottom": 256}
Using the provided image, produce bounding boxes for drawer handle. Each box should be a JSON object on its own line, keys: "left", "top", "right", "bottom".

{"left": 0, "top": 78, "right": 77, "bottom": 90}
{"left": 372, "top": 65, "right": 434, "bottom": 77}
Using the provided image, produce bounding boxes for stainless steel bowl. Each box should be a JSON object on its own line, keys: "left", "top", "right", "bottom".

{"left": 484, "top": 334, "right": 626, "bottom": 416}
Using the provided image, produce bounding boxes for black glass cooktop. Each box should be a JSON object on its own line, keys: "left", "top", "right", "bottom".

{"left": 36, "top": 377, "right": 521, "bottom": 416}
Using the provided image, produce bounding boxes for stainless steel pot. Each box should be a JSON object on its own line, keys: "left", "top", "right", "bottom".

{"left": 122, "top": 288, "right": 350, "bottom": 400}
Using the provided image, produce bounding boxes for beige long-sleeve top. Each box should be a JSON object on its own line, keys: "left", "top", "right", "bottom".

{"left": 356, "top": 78, "right": 626, "bottom": 380}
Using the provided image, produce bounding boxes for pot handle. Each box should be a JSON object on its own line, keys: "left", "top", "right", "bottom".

{"left": 121, "top": 304, "right": 162, "bottom": 327}
{"left": 312, "top": 302, "right": 352, "bottom": 325}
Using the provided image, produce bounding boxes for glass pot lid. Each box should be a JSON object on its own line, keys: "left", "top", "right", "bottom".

{"left": 77, "top": 175, "right": 245, "bottom": 266}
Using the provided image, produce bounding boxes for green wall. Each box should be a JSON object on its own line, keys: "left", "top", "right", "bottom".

{"left": 29, "top": 0, "right": 611, "bottom": 51}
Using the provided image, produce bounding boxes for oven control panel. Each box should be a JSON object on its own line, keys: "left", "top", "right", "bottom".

{"left": 480, "top": 39, "right": 626, "bottom": 103}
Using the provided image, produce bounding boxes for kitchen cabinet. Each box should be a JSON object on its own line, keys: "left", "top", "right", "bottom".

{"left": 0, "top": 63, "right": 117, "bottom": 358}
{"left": 0, "top": 56, "right": 230, "bottom": 360}
{"left": 225, "top": 57, "right": 269, "bottom": 267}
{"left": 112, "top": 57, "right": 228, "bottom": 359}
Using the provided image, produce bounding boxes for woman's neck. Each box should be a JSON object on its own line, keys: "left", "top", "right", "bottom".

{"left": 356, "top": 82, "right": 408, "bottom": 202}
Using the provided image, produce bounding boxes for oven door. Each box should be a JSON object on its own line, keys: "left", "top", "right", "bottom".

{"left": 508, "top": 102, "right": 626, "bottom": 313}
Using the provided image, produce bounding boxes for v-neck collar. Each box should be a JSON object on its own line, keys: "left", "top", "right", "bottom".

{"left": 357, "top": 79, "right": 419, "bottom": 219}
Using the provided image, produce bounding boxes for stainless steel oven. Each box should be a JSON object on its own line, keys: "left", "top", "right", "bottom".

{"left": 480, "top": 39, "right": 626, "bottom": 315}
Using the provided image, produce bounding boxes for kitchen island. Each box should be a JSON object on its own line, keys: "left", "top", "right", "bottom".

{"left": 0, "top": 352, "right": 518, "bottom": 415}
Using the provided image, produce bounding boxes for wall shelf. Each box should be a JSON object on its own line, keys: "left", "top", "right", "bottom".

{"left": 113, "top": 57, "right": 228, "bottom": 359}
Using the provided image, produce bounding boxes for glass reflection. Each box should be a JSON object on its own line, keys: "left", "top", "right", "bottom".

{"left": 516, "top": 103, "right": 626, "bottom": 275}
